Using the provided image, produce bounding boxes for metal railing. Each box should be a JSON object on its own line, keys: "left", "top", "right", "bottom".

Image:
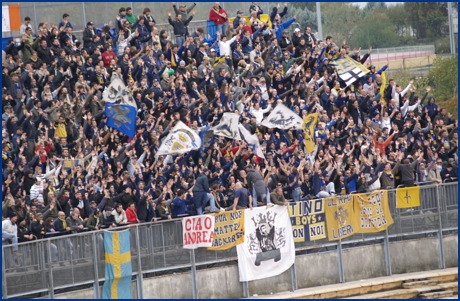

{"left": 359, "top": 45, "right": 436, "bottom": 64}
{"left": 2, "top": 182, "right": 457, "bottom": 299}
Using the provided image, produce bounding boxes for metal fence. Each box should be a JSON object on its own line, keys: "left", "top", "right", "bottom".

{"left": 360, "top": 45, "right": 436, "bottom": 65}
{"left": 1, "top": 2, "right": 272, "bottom": 38}
{"left": 2, "top": 182, "right": 458, "bottom": 299}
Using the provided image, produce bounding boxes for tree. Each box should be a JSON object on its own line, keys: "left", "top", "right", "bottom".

{"left": 321, "top": 3, "right": 361, "bottom": 43}
{"left": 386, "top": 4, "right": 412, "bottom": 37}
{"left": 427, "top": 55, "right": 458, "bottom": 101}
{"left": 404, "top": 3, "right": 448, "bottom": 40}
{"left": 350, "top": 12, "right": 399, "bottom": 49}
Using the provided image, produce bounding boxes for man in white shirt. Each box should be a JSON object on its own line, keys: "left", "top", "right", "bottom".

{"left": 30, "top": 177, "right": 45, "bottom": 208}
{"left": 20, "top": 16, "right": 33, "bottom": 35}
{"left": 249, "top": 102, "right": 272, "bottom": 124}
{"left": 2, "top": 213, "right": 19, "bottom": 254}
{"left": 215, "top": 31, "right": 238, "bottom": 58}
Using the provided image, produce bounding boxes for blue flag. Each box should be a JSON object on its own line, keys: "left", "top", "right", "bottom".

{"left": 102, "top": 230, "right": 133, "bottom": 299}
{"left": 105, "top": 104, "right": 136, "bottom": 138}
{"left": 199, "top": 125, "right": 214, "bottom": 158}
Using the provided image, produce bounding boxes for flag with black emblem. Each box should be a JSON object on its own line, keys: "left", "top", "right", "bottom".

{"left": 211, "top": 113, "right": 242, "bottom": 140}
{"left": 261, "top": 104, "right": 304, "bottom": 130}
{"left": 329, "top": 57, "right": 369, "bottom": 87}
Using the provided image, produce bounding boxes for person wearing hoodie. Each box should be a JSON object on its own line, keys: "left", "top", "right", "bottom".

{"left": 245, "top": 165, "right": 270, "bottom": 206}
{"left": 192, "top": 167, "right": 210, "bottom": 215}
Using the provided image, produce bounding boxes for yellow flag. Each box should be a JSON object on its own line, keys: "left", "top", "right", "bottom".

{"left": 325, "top": 195, "right": 358, "bottom": 241}
{"left": 207, "top": 210, "right": 245, "bottom": 251}
{"left": 302, "top": 113, "right": 318, "bottom": 154}
{"left": 380, "top": 71, "right": 387, "bottom": 107}
{"left": 396, "top": 186, "right": 421, "bottom": 208}
{"left": 354, "top": 190, "right": 394, "bottom": 233}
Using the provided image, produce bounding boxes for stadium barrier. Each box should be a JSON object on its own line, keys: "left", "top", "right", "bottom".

{"left": 2, "top": 182, "right": 457, "bottom": 298}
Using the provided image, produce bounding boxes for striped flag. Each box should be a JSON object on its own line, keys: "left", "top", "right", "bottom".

{"left": 329, "top": 57, "right": 369, "bottom": 87}
{"left": 2, "top": 4, "right": 21, "bottom": 32}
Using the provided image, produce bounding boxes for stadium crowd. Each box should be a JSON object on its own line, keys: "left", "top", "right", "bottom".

{"left": 2, "top": 2, "right": 458, "bottom": 268}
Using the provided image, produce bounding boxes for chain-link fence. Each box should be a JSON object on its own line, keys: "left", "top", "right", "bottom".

{"left": 2, "top": 182, "right": 457, "bottom": 298}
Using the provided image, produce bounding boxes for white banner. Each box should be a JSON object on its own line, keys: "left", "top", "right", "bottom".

{"left": 103, "top": 78, "right": 137, "bottom": 109}
{"left": 2, "top": 6, "right": 10, "bottom": 32}
{"left": 236, "top": 206, "right": 295, "bottom": 282}
{"left": 238, "top": 124, "right": 265, "bottom": 159}
{"left": 211, "top": 112, "right": 242, "bottom": 140}
{"left": 157, "top": 121, "right": 202, "bottom": 156}
{"left": 261, "top": 104, "right": 304, "bottom": 130}
{"left": 182, "top": 216, "right": 215, "bottom": 249}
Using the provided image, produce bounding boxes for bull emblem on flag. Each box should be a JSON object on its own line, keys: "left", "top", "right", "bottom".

{"left": 106, "top": 105, "right": 132, "bottom": 130}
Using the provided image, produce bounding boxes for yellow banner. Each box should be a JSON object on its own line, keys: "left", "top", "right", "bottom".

{"left": 288, "top": 199, "right": 327, "bottom": 242}
{"left": 396, "top": 186, "right": 421, "bottom": 209}
{"left": 325, "top": 195, "right": 358, "bottom": 241}
{"left": 354, "top": 190, "right": 394, "bottom": 233}
{"left": 207, "top": 210, "right": 245, "bottom": 251}
{"left": 302, "top": 113, "right": 318, "bottom": 154}
{"left": 380, "top": 71, "right": 387, "bottom": 107}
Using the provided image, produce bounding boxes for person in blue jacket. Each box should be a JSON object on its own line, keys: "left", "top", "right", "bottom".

{"left": 171, "top": 189, "right": 193, "bottom": 217}
{"left": 274, "top": 15, "right": 297, "bottom": 41}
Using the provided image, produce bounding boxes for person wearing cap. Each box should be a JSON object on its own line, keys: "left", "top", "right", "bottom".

{"left": 82, "top": 21, "right": 95, "bottom": 49}
{"left": 173, "top": 2, "right": 197, "bottom": 36}
{"left": 233, "top": 10, "right": 244, "bottom": 28}
{"left": 193, "top": 167, "right": 211, "bottom": 215}
{"left": 209, "top": 2, "right": 229, "bottom": 35}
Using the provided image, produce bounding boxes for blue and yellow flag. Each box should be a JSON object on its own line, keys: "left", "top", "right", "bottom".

{"left": 329, "top": 57, "right": 369, "bottom": 87}
{"left": 105, "top": 104, "right": 137, "bottom": 139}
{"left": 199, "top": 126, "right": 214, "bottom": 159}
{"left": 302, "top": 113, "right": 318, "bottom": 154}
{"left": 102, "top": 230, "right": 133, "bottom": 299}
{"left": 396, "top": 186, "right": 421, "bottom": 209}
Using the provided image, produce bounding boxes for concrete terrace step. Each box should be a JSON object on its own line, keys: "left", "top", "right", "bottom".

{"left": 248, "top": 268, "right": 458, "bottom": 299}
{"left": 419, "top": 290, "right": 454, "bottom": 299}
{"left": 402, "top": 280, "right": 439, "bottom": 289}
{"left": 345, "top": 282, "right": 458, "bottom": 299}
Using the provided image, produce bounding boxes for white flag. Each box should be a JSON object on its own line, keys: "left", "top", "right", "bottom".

{"left": 261, "top": 103, "right": 304, "bottom": 130}
{"left": 236, "top": 206, "right": 295, "bottom": 282}
{"left": 238, "top": 124, "right": 265, "bottom": 159}
{"left": 2, "top": 6, "right": 10, "bottom": 32}
{"left": 211, "top": 113, "right": 242, "bottom": 140}
{"left": 103, "top": 78, "right": 137, "bottom": 109}
{"left": 157, "top": 121, "right": 202, "bottom": 156}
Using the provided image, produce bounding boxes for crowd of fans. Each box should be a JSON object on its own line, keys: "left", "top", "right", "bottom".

{"left": 2, "top": 2, "right": 458, "bottom": 269}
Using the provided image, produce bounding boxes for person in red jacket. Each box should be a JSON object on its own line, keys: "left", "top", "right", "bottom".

{"left": 102, "top": 45, "right": 116, "bottom": 69}
{"left": 373, "top": 130, "right": 396, "bottom": 154}
{"left": 209, "top": 2, "right": 228, "bottom": 35}
{"left": 126, "top": 202, "right": 139, "bottom": 224}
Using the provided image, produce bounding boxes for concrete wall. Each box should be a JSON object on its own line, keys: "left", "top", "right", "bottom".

{"left": 342, "top": 244, "right": 387, "bottom": 282}
{"left": 443, "top": 235, "right": 458, "bottom": 268}
{"left": 53, "top": 235, "right": 458, "bottom": 299}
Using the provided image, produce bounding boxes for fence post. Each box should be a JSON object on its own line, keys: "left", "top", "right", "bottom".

{"left": 383, "top": 228, "right": 392, "bottom": 276}
{"left": 436, "top": 186, "right": 446, "bottom": 269}
{"left": 135, "top": 226, "right": 144, "bottom": 299}
{"left": 190, "top": 249, "right": 198, "bottom": 299}
{"left": 92, "top": 233, "right": 100, "bottom": 299}
{"left": 47, "top": 240, "right": 55, "bottom": 299}
{"left": 337, "top": 240, "right": 345, "bottom": 283}
{"left": 82, "top": 3, "right": 87, "bottom": 27}
{"left": 242, "top": 281, "right": 249, "bottom": 298}
{"left": 2, "top": 246, "right": 7, "bottom": 299}
{"left": 290, "top": 264, "right": 298, "bottom": 291}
